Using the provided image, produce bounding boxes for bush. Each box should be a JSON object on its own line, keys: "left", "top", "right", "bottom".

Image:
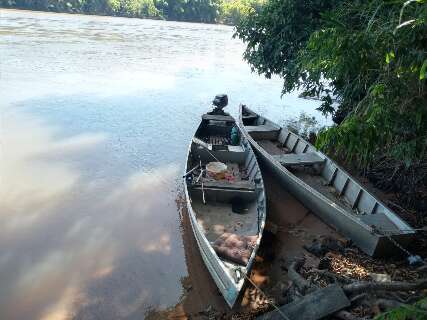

{"left": 218, "top": 0, "right": 263, "bottom": 25}
{"left": 235, "top": 0, "right": 426, "bottom": 165}
{"left": 235, "top": 0, "right": 427, "bottom": 214}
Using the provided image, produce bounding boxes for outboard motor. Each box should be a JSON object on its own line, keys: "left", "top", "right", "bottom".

{"left": 209, "top": 94, "right": 229, "bottom": 115}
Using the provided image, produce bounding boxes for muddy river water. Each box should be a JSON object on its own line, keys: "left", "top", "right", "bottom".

{"left": 0, "top": 9, "right": 327, "bottom": 319}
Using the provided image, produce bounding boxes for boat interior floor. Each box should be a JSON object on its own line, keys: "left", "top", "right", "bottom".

{"left": 256, "top": 139, "right": 291, "bottom": 155}
{"left": 192, "top": 199, "right": 258, "bottom": 243}
{"left": 200, "top": 163, "right": 248, "bottom": 186}
{"left": 256, "top": 139, "right": 360, "bottom": 215}
{"left": 256, "top": 139, "right": 401, "bottom": 231}
{"left": 294, "top": 169, "right": 400, "bottom": 231}
{"left": 189, "top": 157, "right": 260, "bottom": 242}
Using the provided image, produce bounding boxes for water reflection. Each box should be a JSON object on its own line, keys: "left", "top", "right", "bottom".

{"left": 0, "top": 111, "right": 186, "bottom": 320}
{"left": 0, "top": 9, "right": 329, "bottom": 319}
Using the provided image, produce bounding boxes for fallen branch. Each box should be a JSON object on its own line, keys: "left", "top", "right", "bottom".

{"left": 343, "top": 278, "right": 427, "bottom": 295}
{"left": 395, "top": 292, "right": 427, "bottom": 305}
{"left": 308, "top": 268, "right": 353, "bottom": 284}
{"left": 288, "top": 257, "right": 309, "bottom": 294}
{"left": 334, "top": 310, "right": 366, "bottom": 320}
{"left": 349, "top": 293, "right": 368, "bottom": 304}
{"left": 388, "top": 291, "right": 410, "bottom": 303}
{"left": 375, "top": 299, "right": 404, "bottom": 311}
{"left": 261, "top": 284, "right": 350, "bottom": 320}
{"left": 416, "top": 264, "right": 427, "bottom": 273}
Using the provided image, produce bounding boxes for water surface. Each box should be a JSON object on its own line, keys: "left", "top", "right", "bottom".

{"left": 0, "top": 9, "right": 326, "bottom": 319}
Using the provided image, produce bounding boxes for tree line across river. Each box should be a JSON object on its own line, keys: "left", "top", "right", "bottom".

{"left": 0, "top": 0, "right": 263, "bottom": 24}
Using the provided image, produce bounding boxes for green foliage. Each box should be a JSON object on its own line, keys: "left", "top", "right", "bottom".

{"left": 218, "top": 0, "right": 263, "bottom": 25}
{"left": 375, "top": 296, "right": 427, "bottom": 320}
{"left": 235, "top": 0, "right": 427, "bottom": 170}
{"left": 0, "top": 0, "right": 264, "bottom": 23}
{"left": 154, "top": 0, "right": 211, "bottom": 22}
{"left": 107, "top": 0, "right": 160, "bottom": 17}
{"left": 285, "top": 112, "right": 321, "bottom": 141}
{"left": 234, "top": 0, "right": 341, "bottom": 89}
{"left": 314, "top": 0, "right": 427, "bottom": 167}
{"left": 0, "top": 0, "right": 161, "bottom": 17}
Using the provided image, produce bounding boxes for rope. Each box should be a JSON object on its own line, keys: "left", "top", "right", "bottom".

{"left": 372, "top": 226, "right": 425, "bottom": 266}
{"left": 241, "top": 271, "right": 290, "bottom": 320}
{"left": 205, "top": 147, "right": 221, "bottom": 163}
{"left": 195, "top": 140, "right": 221, "bottom": 162}
{"left": 373, "top": 227, "right": 427, "bottom": 234}
{"left": 199, "top": 159, "right": 206, "bottom": 204}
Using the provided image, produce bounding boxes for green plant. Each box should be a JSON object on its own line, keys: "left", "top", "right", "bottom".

{"left": 235, "top": 0, "right": 427, "bottom": 213}
{"left": 235, "top": 0, "right": 427, "bottom": 165}
{"left": 375, "top": 296, "right": 427, "bottom": 320}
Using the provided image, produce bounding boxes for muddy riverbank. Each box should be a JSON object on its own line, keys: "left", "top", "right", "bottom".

{"left": 151, "top": 164, "right": 340, "bottom": 319}
{"left": 157, "top": 163, "right": 426, "bottom": 320}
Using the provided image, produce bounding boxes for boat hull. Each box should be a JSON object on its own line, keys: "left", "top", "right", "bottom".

{"left": 184, "top": 184, "right": 240, "bottom": 307}
{"left": 239, "top": 105, "right": 414, "bottom": 257}
{"left": 184, "top": 113, "right": 266, "bottom": 307}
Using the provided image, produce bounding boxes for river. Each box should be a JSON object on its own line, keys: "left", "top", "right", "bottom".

{"left": 0, "top": 9, "right": 326, "bottom": 319}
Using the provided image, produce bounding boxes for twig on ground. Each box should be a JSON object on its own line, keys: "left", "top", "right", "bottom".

{"left": 308, "top": 268, "right": 353, "bottom": 284}
{"left": 287, "top": 257, "right": 310, "bottom": 294}
{"left": 350, "top": 293, "right": 368, "bottom": 304}
{"left": 334, "top": 310, "right": 366, "bottom": 320}
{"left": 375, "top": 298, "right": 404, "bottom": 311}
{"left": 343, "top": 278, "right": 427, "bottom": 295}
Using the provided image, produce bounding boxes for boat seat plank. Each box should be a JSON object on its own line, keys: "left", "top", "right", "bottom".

{"left": 273, "top": 152, "right": 325, "bottom": 166}
{"left": 245, "top": 125, "right": 280, "bottom": 140}
{"left": 202, "top": 114, "right": 235, "bottom": 122}
{"left": 194, "top": 179, "right": 255, "bottom": 191}
{"left": 227, "top": 145, "right": 245, "bottom": 153}
{"left": 242, "top": 114, "right": 258, "bottom": 121}
{"left": 192, "top": 183, "right": 256, "bottom": 202}
{"left": 245, "top": 125, "right": 279, "bottom": 133}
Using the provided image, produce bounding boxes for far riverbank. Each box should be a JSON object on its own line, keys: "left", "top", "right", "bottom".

{"left": 0, "top": 0, "right": 263, "bottom": 25}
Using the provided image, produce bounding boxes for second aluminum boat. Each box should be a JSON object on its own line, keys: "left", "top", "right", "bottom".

{"left": 239, "top": 105, "right": 414, "bottom": 257}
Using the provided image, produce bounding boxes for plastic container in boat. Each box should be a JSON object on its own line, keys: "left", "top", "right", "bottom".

{"left": 231, "top": 126, "right": 239, "bottom": 145}
{"left": 206, "top": 162, "right": 227, "bottom": 180}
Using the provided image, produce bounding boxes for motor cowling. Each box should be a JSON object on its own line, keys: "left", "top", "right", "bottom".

{"left": 213, "top": 94, "right": 228, "bottom": 110}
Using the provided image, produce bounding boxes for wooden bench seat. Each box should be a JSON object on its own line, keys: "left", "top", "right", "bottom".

{"left": 245, "top": 124, "right": 279, "bottom": 133}
{"left": 245, "top": 125, "right": 280, "bottom": 140}
{"left": 273, "top": 152, "right": 325, "bottom": 166}
{"left": 202, "top": 114, "right": 235, "bottom": 123}
{"left": 242, "top": 114, "right": 258, "bottom": 121}
{"left": 191, "top": 179, "right": 256, "bottom": 202}
{"left": 194, "top": 179, "right": 255, "bottom": 191}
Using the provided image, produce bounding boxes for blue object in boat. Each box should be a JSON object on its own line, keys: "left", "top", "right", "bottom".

{"left": 231, "top": 126, "right": 239, "bottom": 145}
